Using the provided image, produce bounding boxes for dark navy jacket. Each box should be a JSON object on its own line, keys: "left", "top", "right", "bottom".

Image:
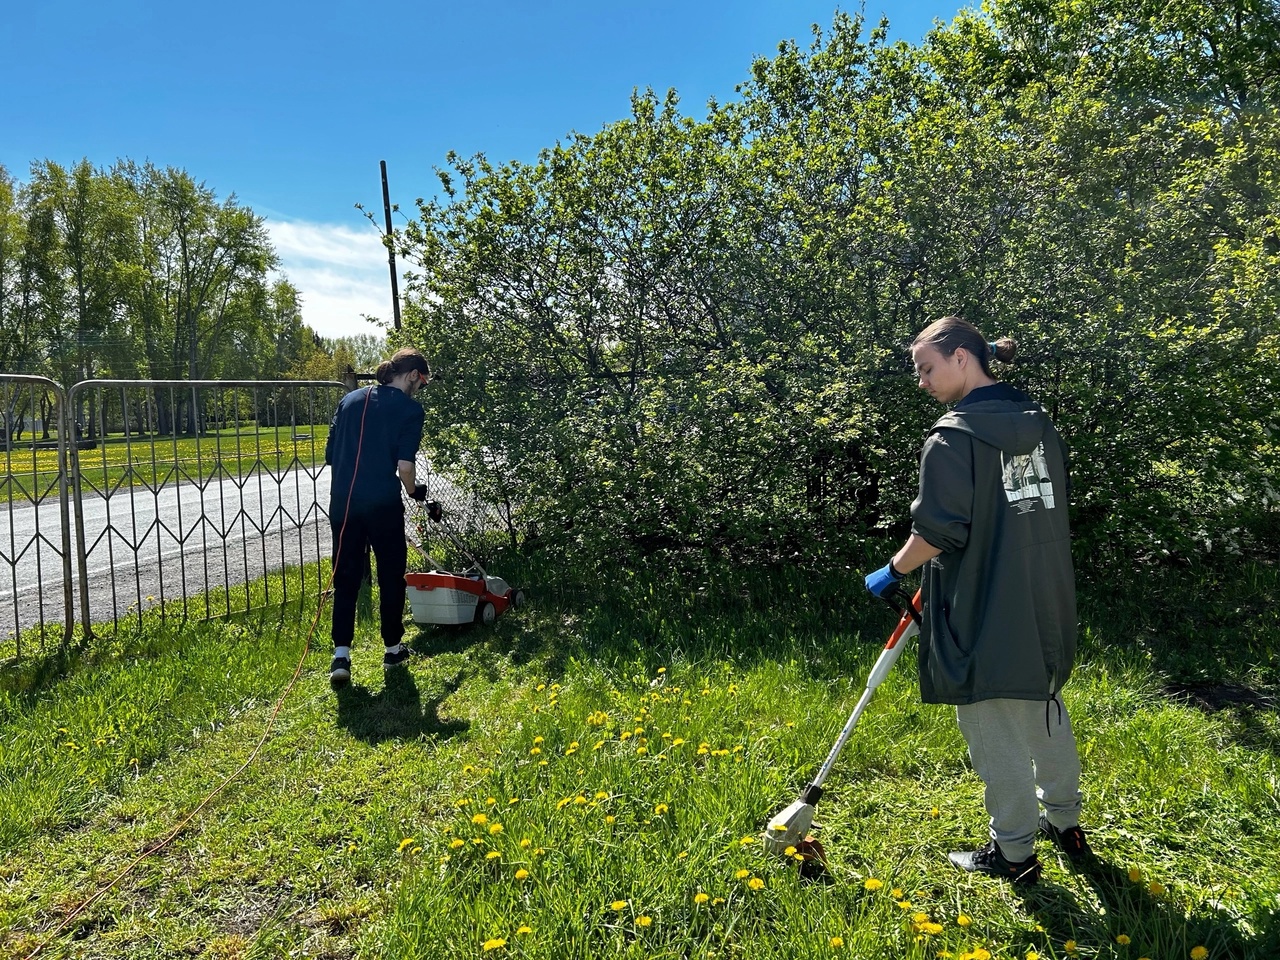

{"left": 324, "top": 385, "right": 425, "bottom": 517}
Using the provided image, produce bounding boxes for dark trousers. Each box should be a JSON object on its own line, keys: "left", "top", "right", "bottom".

{"left": 330, "top": 502, "right": 407, "bottom": 649}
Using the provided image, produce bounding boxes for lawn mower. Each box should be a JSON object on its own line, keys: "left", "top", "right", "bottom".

{"left": 762, "top": 586, "right": 923, "bottom": 867}
{"left": 403, "top": 494, "right": 525, "bottom": 627}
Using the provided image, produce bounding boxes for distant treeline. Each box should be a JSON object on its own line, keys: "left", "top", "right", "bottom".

{"left": 0, "top": 160, "right": 387, "bottom": 432}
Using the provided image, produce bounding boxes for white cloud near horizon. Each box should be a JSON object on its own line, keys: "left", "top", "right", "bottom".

{"left": 265, "top": 219, "right": 401, "bottom": 340}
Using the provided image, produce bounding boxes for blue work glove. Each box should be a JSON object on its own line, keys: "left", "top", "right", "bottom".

{"left": 864, "top": 560, "right": 903, "bottom": 598}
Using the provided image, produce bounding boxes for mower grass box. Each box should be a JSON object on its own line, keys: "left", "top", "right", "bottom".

{"left": 405, "top": 571, "right": 519, "bottom": 626}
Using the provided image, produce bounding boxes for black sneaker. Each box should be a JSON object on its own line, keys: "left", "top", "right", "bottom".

{"left": 329, "top": 656, "right": 351, "bottom": 690}
{"left": 383, "top": 644, "right": 411, "bottom": 671}
{"left": 948, "top": 841, "right": 1041, "bottom": 886}
{"left": 1039, "top": 815, "right": 1092, "bottom": 859}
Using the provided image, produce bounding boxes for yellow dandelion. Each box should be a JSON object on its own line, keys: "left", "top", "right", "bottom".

{"left": 891, "top": 888, "right": 904, "bottom": 898}
{"left": 449, "top": 839, "right": 465, "bottom": 849}
{"left": 1027, "top": 952, "right": 1041, "bottom": 960}
{"left": 913, "top": 912, "right": 929, "bottom": 923}
{"left": 636, "top": 746, "right": 649, "bottom": 755}
{"left": 864, "top": 878, "right": 883, "bottom": 891}
{"left": 517, "top": 925, "right": 532, "bottom": 934}
{"left": 398, "top": 837, "right": 415, "bottom": 852}
{"left": 489, "top": 823, "right": 504, "bottom": 835}
{"left": 515, "top": 868, "right": 529, "bottom": 880}
{"left": 784, "top": 846, "right": 797, "bottom": 857}
{"left": 462, "top": 764, "right": 476, "bottom": 774}
{"left": 529, "top": 746, "right": 542, "bottom": 755}
{"left": 1065, "top": 940, "right": 1078, "bottom": 954}
{"left": 655, "top": 803, "right": 669, "bottom": 815}
{"left": 486, "top": 797, "right": 497, "bottom": 806}
{"left": 830, "top": 936, "right": 844, "bottom": 948}
{"left": 1190, "top": 949, "right": 1208, "bottom": 960}
{"left": 1128, "top": 866, "right": 1143, "bottom": 882}
{"left": 747, "top": 877, "right": 765, "bottom": 891}
{"left": 482, "top": 937, "right": 506, "bottom": 952}
{"left": 735, "top": 869, "right": 751, "bottom": 879}
{"left": 1148, "top": 880, "right": 1166, "bottom": 896}
{"left": 574, "top": 795, "right": 588, "bottom": 806}
{"left": 897, "top": 900, "right": 912, "bottom": 910}
{"left": 605, "top": 815, "right": 616, "bottom": 824}
{"left": 931, "top": 806, "right": 940, "bottom": 818}
{"left": 740, "top": 835, "right": 756, "bottom": 846}
{"left": 677, "top": 851, "right": 688, "bottom": 860}
{"left": 712, "top": 897, "right": 724, "bottom": 905}
{"left": 1116, "top": 935, "right": 1130, "bottom": 945}
{"left": 672, "top": 737, "right": 686, "bottom": 746}
{"left": 509, "top": 797, "right": 521, "bottom": 805}
{"left": 972, "top": 951, "right": 992, "bottom": 960}
{"left": 637, "top": 915, "right": 653, "bottom": 927}
{"left": 611, "top": 900, "right": 628, "bottom": 911}
{"left": 486, "top": 851, "right": 501, "bottom": 860}
{"left": 472, "top": 813, "right": 488, "bottom": 825}
{"left": 694, "top": 892, "right": 710, "bottom": 904}
{"left": 920, "top": 922, "right": 943, "bottom": 935}
{"left": 596, "top": 791, "right": 609, "bottom": 800}
{"left": 457, "top": 797, "right": 471, "bottom": 807}
{"left": 957, "top": 914, "right": 972, "bottom": 927}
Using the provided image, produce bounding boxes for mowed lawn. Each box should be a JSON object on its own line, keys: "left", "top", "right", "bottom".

{"left": 0, "top": 426, "right": 330, "bottom": 506}
{"left": 1, "top": 557, "right": 1276, "bottom": 959}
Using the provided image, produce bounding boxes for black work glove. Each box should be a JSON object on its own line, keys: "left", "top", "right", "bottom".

{"left": 426, "top": 499, "right": 443, "bottom": 522}
{"left": 410, "top": 484, "right": 428, "bottom": 502}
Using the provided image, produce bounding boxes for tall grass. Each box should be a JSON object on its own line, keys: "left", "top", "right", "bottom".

{"left": 0, "top": 554, "right": 1276, "bottom": 959}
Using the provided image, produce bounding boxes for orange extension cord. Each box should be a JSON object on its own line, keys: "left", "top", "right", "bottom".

{"left": 25, "top": 387, "right": 374, "bottom": 960}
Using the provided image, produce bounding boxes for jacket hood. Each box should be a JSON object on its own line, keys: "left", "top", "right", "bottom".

{"left": 932, "top": 400, "right": 1049, "bottom": 456}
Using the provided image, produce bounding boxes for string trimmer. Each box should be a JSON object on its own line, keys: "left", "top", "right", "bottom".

{"left": 763, "top": 586, "right": 923, "bottom": 868}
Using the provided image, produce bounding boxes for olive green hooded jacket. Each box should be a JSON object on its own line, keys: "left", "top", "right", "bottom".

{"left": 910, "top": 387, "right": 1077, "bottom": 705}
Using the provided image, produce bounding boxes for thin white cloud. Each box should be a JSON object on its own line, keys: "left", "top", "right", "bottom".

{"left": 265, "top": 218, "right": 401, "bottom": 339}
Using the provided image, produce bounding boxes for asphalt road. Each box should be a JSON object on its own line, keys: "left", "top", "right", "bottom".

{"left": 1, "top": 465, "right": 333, "bottom": 640}
{"left": 0, "top": 457, "right": 481, "bottom": 644}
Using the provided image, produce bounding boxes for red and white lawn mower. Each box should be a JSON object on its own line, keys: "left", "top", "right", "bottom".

{"left": 403, "top": 497, "right": 525, "bottom": 626}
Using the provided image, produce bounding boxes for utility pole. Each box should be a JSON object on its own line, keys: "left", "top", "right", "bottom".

{"left": 380, "top": 160, "right": 402, "bottom": 331}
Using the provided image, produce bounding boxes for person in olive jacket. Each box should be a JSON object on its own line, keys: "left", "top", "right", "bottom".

{"left": 865, "top": 316, "right": 1090, "bottom": 885}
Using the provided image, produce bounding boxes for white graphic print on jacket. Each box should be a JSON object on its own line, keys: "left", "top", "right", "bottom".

{"left": 1001, "top": 442, "right": 1055, "bottom": 512}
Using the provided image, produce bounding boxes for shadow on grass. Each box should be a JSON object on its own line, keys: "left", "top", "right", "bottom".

{"left": 334, "top": 667, "right": 468, "bottom": 744}
{"left": 1015, "top": 855, "right": 1257, "bottom": 960}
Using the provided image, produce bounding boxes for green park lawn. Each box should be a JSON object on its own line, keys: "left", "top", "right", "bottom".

{"left": 0, "top": 555, "right": 1276, "bottom": 959}
{"left": 0, "top": 426, "right": 330, "bottom": 505}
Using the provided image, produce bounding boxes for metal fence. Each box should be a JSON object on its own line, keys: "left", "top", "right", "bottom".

{"left": 1, "top": 377, "right": 347, "bottom": 662}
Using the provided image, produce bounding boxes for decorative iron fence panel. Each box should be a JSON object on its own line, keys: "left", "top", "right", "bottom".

{"left": 0, "top": 375, "right": 75, "bottom": 658}
{"left": 65, "top": 380, "right": 347, "bottom": 638}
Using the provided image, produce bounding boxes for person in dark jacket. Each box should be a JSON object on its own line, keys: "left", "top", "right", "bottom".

{"left": 325, "top": 347, "right": 431, "bottom": 690}
{"left": 865, "top": 316, "right": 1090, "bottom": 885}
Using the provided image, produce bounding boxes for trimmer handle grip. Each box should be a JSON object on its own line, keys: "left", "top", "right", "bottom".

{"left": 880, "top": 586, "right": 922, "bottom": 627}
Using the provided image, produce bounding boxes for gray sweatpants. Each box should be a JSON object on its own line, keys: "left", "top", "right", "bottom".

{"left": 955, "top": 697, "right": 1083, "bottom": 863}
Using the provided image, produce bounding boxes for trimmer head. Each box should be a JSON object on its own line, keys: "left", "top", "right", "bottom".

{"left": 761, "top": 783, "right": 822, "bottom": 856}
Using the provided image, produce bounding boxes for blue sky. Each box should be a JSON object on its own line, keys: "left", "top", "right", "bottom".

{"left": 2, "top": 1, "right": 969, "bottom": 339}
